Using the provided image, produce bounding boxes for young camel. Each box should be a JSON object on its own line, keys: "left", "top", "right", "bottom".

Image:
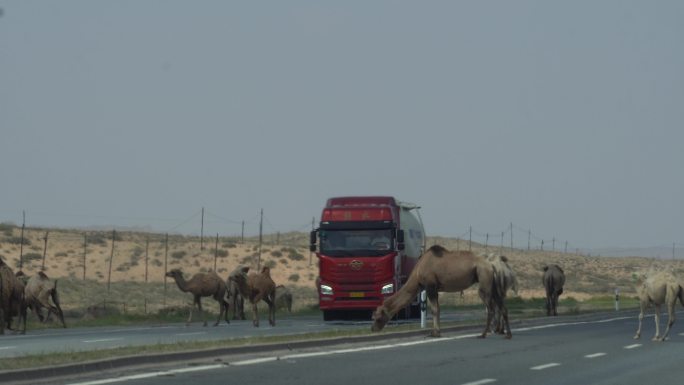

{"left": 228, "top": 266, "right": 276, "bottom": 327}
{"left": 165, "top": 269, "right": 230, "bottom": 327}
{"left": 275, "top": 284, "right": 293, "bottom": 313}
{"left": 22, "top": 271, "right": 67, "bottom": 328}
{"left": 487, "top": 254, "right": 518, "bottom": 334}
{"left": 225, "top": 278, "right": 246, "bottom": 320}
{"left": 633, "top": 270, "right": 684, "bottom": 341}
{"left": 371, "top": 245, "right": 510, "bottom": 339}
{"left": 542, "top": 264, "right": 565, "bottom": 316}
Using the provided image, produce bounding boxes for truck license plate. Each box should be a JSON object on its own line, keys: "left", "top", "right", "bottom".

{"left": 349, "top": 292, "right": 365, "bottom": 298}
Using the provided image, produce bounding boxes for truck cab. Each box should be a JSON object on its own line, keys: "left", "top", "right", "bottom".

{"left": 310, "top": 196, "right": 425, "bottom": 320}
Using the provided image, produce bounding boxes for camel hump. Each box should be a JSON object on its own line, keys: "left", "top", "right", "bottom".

{"left": 427, "top": 245, "right": 447, "bottom": 257}
{"left": 261, "top": 266, "right": 271, "bottom": 277}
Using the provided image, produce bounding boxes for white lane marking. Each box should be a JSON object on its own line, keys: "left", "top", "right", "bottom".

{"left": 175, "top": 332, "right": 207, "bottom": 336}
{"left": 530, "top": 363, "right": 561, "bottom": 370}
{"left": 82, "top": 338, "right": 123, "bottom": 343}
{"left": 0, "top": 346, "right": 16, "bottom": 350}
{"left": 231, "top": 357, "right": 279, "bottom": 366}
{"left": 585, "top": 352, "right": 606, "bottom": 358}
{"left": 624, "top": 344, "right": 642, "bottom": 349}
{"left": 65, "top": 364, "right": 226, "bottom": 385}
{"left": 462, "top": 379, "right": 497, "bottom": 385}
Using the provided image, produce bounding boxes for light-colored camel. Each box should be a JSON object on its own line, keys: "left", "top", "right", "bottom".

{"left": 165, "top": 269, "right": 230, "bottom": 327}
{"left": 23, "top": 271, "right": 67, "bottom": 328}
{"left": 228, "top": 266, "right": 276, "bottom": 327}
{"left": 542, "top": 264, "right": 565, "bottom": 316}
{"left": 0, "top": 260, "right": 26, "bottom": 335}
{"left": 225, "top": 278, "right": 246, "bottom": 320}
{"left": 633, "top": 270, "right": 684, "bottom": 341}
{"left": 275, "top": 284, "right": 293, "bottom": 313}
{"left": 371, "top": 245, "right": 510, "bottom": 339}
{"left": 487, "top": 254, "right": 518, "bottom": 334}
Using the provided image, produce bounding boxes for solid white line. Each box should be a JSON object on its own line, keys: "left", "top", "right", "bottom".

{"left": 624, "top": 344, "right": 642, "bottom": 349}
{"left": 462, "top": 379, "right": 497, "bottom": 385}
{"left": 0, "top": 346, "right": 16, "bottom": 350}
{"left": 82, "top": 338, "right": 123, "bottom": 343}
{"left": 530, "top": 363, "right": 561, "bottom": 370}
{"left": 174, "top": 332, "right": 207, "bottom": 336}
{"left": 64, "top": 364, "right": 226, "bottom": 385}
{"left": 584, "top": 352, "right": 606, "bottom": 358}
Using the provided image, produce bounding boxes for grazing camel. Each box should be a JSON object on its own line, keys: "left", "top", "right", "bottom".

{"left": 487, "top": 254, "right": 518, "bottom": 334}
{"left": 633, "top": 270, "right": 684, "bottom": 341}
{"left": 23, "top": 271, "right": 67, "bottom": 328}
{"left": 543, "top": 264, "right": 565, "bottom": 316}
{"left": 371, "top": 245, "right": 509, "bottom": 339}
{"left": 165, "top": 269, "right": 230, "bottom": 327}
{"left": 0, "top": 260, "right": 26, "bottom": 334}
{"left": 228, "top": 266, "right": 276, "bottom": 327}
{"left": 275, "top": 285, "right": 293, "bottom": 313}
{"left": 226, "top": 278, "right": 246, "bottom": 320}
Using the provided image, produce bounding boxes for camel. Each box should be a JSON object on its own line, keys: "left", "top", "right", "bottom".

{"left": 633, "top": 270, "right": 684, "bottom": 341}
{"left": 275, "top": 284, "right": 293, "bottom": 313}
{"left": 371, "top": 245, "right": 510, "bottom": 339}
{"left": 226, "top": 278, "right": 246, "bottom": 320}
{"left": 228, "top": 266, "right": 276, "bottom": 327}
{"left": 0, "top": 259, "right": 27, "bottom": 334}
{"left": 543, "top": 264, "right": 565, "bottom": 316}
{"left": 165, "top": 269, "right": 230, "bottom": 327}
{"left": 487, "top": 254, "right": 518, "bottom": 334}
{"left": 22, "top": 271, "right": 67, "bottom": 328}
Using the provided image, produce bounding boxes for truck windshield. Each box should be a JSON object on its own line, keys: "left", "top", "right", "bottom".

{"left": 319, "top": 229, "right": 394, "bottom": 257}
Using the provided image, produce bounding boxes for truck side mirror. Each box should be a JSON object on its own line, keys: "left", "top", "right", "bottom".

{"left": 397, "top": 229, "right": 405, "bottom": 251}
{"left": 309, "top": 230, "right": 317, "bottom": 252}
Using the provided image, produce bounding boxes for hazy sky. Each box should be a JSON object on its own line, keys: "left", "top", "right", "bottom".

{"left": 1, "top": 1, "right": 683, "bottom": 252}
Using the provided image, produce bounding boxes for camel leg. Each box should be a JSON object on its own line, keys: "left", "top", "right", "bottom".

{"left": 426, "top": 287, "right": 440, "bottom": 337}
{"left": 660, "top": 295, "right": 676, "bottom": 341}
{"left": 634, "top": 297, "right": 648, "bottom": 339}
{"left": 213, "top": 299, "right": 223, "bottom": 327}
{"left": 652, "top": 303, "right": 661, "bottom": 341}
{"left": 264, "top": 296, "right": 276, "bottom": 327}
{"left": 197, "top": 297, "right": 208, "bottom": 327}
{"left": 252, "top": 302, "right": 259, "bottom": 327}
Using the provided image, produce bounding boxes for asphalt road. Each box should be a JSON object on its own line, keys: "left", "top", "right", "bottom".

{"left": 0, "top": 310, "right": 486, "bottom": 358}
{"left": 23, "top": 310, "right": 684, "bottom": 385}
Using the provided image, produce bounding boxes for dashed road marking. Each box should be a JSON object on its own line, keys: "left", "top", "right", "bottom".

{"left": 174, "top": 332, "right": 207, "bottom": 336}
{"left": 0, "top": 346, "right": 16, "bottom": 350}
{"left": 531, "top": 363, "right": 561, "bottom": 370}
{"left": 461, "top": 379, "right": 497, "bottom": 385}
{"left": 82, "top": 338, "right": 123, "bottom": 343}
{"left": 65, "top": 364, "right": 226, "bottom": 385}
{"left": 231, "top": 357, "right": 279, "bottom": 366}
{"left": 624, "top": 343, "right": 642, "bottom": 349}
{"left": 585, "top": 352, "right": 606, "bottom": 358}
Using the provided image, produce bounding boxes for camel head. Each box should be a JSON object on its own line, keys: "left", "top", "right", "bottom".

{"left": 165, "top": 269, "right": 184, "bottom": 279}
{"left": 228, "top": 266, "right": 250, "bottom": 286}
{"left": 371, "top": 305, "right": 390, "bottom": 332}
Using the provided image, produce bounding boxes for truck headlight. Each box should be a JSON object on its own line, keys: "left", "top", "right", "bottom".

{"left": 381, "top": 283, "right": 394, "bottom": 295}
{"left": 320, "top": 284, "right": 333, "bottom": 296}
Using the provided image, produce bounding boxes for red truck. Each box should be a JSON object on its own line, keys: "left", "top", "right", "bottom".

{"left": 309, "top": 196, "right": 426, "bottom": 320}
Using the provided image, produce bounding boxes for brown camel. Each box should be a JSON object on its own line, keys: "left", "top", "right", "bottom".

{"left": 0, "top": 260, "right": 27, "bottom": 335}
{"left": 275, "top": 284, "right": 293, "bottom": 313}
{"left": 228, "top": 266, "right": 276, "bottom": 327}
{"left": 633, "top": 270, "right": 684, "bottom": 341}
{"left": 371, "top": 245, "right": 509, "bottom": 339}
{"left": 165, "top": 269, "right": 230, "bottom": 327}
{"left": 23, "top": 271, "right": 67, "bottom": 328}
{"left": 487, "top": 254, "right": 518, "bottom": 334}
{"left": 542, "top": 264, "right": 565, "bottom": 316}
{"left": 226, "top": 278, "right": 246, "bottom": 320}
